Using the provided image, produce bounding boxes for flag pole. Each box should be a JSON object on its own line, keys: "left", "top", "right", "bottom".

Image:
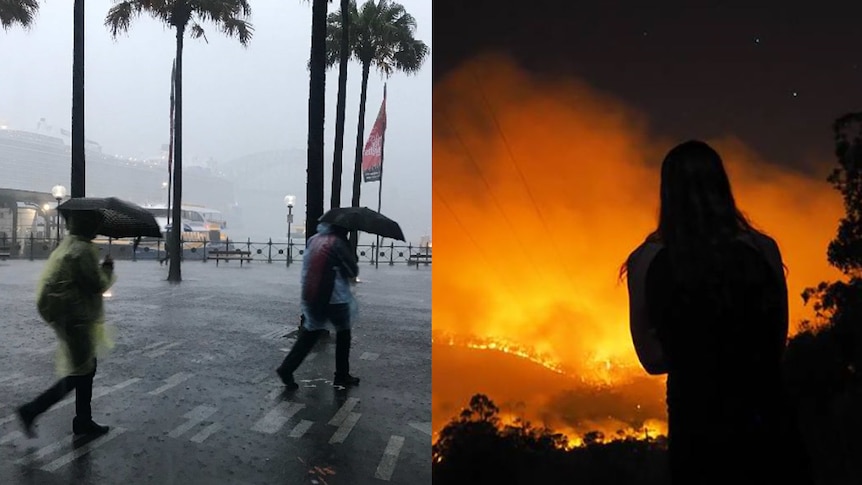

{"left": 375, "top": 83, "right": 387, "bottom": 268}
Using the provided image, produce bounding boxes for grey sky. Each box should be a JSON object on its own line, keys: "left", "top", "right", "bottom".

{"left": 1, "top": 0, "right": 431, "bottom": 243}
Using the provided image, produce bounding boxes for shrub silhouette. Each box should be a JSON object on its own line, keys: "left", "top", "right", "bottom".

{"left": 783, "top": 112, "right": 862, "bottom": 482}
{"left": 433, "top": 394, "right": 668, "bottom": 485}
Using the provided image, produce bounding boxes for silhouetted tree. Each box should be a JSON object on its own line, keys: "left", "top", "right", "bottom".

{"left": 105, "top": 0, "right": 253, "bottom": 282}
{"left": 432, "top": 394, "right": 668, "bottom": 485}
{"left": 784, "top": 112, "right": 862, "bottom": 481}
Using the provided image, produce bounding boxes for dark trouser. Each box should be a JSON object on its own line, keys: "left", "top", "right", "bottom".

{"left": 279, "top": 304, "right": 352, "bottom": 377}
{"left": 24, "top": 358, "right": 97, "bottom": 420}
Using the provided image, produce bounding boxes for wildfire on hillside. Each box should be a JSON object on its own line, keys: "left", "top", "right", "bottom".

{"left": 432, "top": 54, "right": 844, "bottom": 447}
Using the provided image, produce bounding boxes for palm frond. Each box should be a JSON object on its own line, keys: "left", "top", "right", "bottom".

{"left": 189, "top": 21, "right": 207, "bottom": 42}
{"left": 393, "top": 38, "right": 428, "bottom": 75}
{"left": 106, "top": 0, "right": 253, "bottom": 46}
{"left": 324, "top": 9, "right": 348, "bottom": 68}
{"left": 191, "top": 0, "right": 250, "bottom": 24}
{"left": 105, "top": 1, "right": 139, "bottom": 37}
{"left": 0, "top": 0, "right": 39, "bottom": 31}
{"left": 105, "top": 0, "right": 171, "bottom": 37}
{"left": 344, "top": 0, "right": 426, "bottom": 78}
{"left": 217, "top": 16, "right": 253, "bottom": 46}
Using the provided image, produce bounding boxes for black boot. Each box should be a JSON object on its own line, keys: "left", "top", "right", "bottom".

{"left": 16, "top": 404, "right": 36, "bottom": 438}
{"left": 72, "top": 363, "right": 108, "bottom": 436}
{"left": 73, "top": 417, "right": 109, "bottom": 436}
{"left": 334, "top": 330, "right": 359, "bottom": 386}
{"left": 18, "top": 374, "right": 79, "bottom": 438}
{"left": 277, "top": 328, "right": 321, "bottom": 390}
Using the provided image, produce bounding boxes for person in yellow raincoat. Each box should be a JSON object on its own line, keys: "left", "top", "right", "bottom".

{"left": 17, "top": 211, "right": 115, "bottom": 437}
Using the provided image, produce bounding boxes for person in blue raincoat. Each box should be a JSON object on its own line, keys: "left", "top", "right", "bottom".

{"left": 17, "top": 211, "right": 115, "bottom": 437}
{"left": 277, "top": 222, "right": 360, "bottom": 389}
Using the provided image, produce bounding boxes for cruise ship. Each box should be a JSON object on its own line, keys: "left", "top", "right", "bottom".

{"left": 0, "top": 123, "right": 237, "bottom": 254}
{"left": 0, "top": 124, "right": 236, "bottom": 208}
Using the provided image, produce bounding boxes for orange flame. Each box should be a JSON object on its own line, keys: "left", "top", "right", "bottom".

{"left": 432, "top": 54, "right": 843, "bottom": 444}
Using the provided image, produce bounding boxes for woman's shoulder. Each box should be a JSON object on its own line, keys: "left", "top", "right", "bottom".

{"left": 628, "top": 238, "right": 664, "bottom": 264}
{"left": 735, "top": 230, "right": 783, "bottom": 264}
{"left": 626, "top": 238, "right": 666, "bottom": 281}
{"left": 738, "top": 229, "right": 779, "bottom": 249}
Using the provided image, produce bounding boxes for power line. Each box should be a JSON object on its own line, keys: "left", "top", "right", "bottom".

{"left": 433, "top": 186, "right": 521, "bottom": 301}
{"left": 467, "top": 67, "right": 582, "bottom": 290}
{"left": 438, "top": 111, "right": 546, "bottom": 282}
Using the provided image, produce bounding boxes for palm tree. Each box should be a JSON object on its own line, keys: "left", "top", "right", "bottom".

{"left": 324, "top": 0, "right": 428, "bottom": 248}
{"left": 0, "top": 0, "right": 39, "bottom": 30}
{"left": 105, "top": 0, "right": 253, "bottom": 283}
{"left": 306, "top": 0, "right": 328, "bottom": 239}
{"left": 72, "top": 0, "right": 84, "bottom": 198}
{"left": 326, "top": 0, "right": 349, "bottom": 210}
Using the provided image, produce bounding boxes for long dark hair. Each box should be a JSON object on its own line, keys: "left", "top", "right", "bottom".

{"left": 651, "top": 140, "right": 754, "bottom": 245}
{"left": 621, "top": 140, "right": 759, "bottom": 280}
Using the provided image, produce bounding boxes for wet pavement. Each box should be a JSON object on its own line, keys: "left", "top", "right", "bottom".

{"left": 0, "top": 259, "right": 431, "bottom": 484}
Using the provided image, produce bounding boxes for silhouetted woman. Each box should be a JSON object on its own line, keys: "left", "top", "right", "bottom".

{"left": 624, "top": 140, "right": 812, "bottom": 484}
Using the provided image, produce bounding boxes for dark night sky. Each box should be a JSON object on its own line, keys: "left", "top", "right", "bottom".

{"left": 433, "top": 1, "right": 862, "bottom": 171}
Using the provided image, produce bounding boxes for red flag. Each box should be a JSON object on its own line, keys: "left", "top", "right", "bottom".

{"left": 361, "top": 87, "right": 387, "bottom": 183}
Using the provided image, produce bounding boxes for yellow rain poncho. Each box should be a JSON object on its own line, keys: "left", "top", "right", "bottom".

{"left": 36, "top": 234, "right": 116, "bottom": 376}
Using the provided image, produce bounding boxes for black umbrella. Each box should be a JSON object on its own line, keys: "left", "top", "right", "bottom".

{"left": 319, "top": 207, "right": 405, "bottom": 241}
{"left": 58, "top": 197, "right": 162, "bottom": 239}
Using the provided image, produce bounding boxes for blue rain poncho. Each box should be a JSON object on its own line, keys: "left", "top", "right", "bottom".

{"left": 36, "top": 234, "right": 116, "bottom": 376}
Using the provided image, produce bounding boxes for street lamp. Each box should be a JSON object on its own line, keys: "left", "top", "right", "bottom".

{"left": 51, "top": 184, "right": 67, "bottom": 245}
{"left": 284, "top": 195, "right": 295, "bottom": 267}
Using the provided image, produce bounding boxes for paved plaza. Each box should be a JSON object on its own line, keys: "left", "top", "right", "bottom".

{"left": 0, "top": 258, "right": 431, "bottom": 484}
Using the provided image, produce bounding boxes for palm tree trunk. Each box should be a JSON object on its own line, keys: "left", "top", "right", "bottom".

{"left": 168, "top": 25, "right": 184, "bottom": 282}
{"left": 348, "top": 61, "right": 371, "bottom": 251}
{"left": 329, "top": 0, "right": 350, "bottom": 210}
{"left": 306, "top": 0, "right": 328, "bottom": 240}
{"left": 71, "top": 0, "right": 85, "bottom": 198}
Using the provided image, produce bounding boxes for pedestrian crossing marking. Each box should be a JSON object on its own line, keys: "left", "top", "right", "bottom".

{"left": 168, "top": 405, "right": 218, "bottom": 438}
{"left": 251, "top": 401, "right": 305, "bottom": 434}
{"left": 41, "top": 427, "right": 127, "bottom": 472}
{"left": 328, "top": 397, "right": 360, "bottom": 426}
{"left": 148, "top": 372, "right": 193, "bottom": 396}
{"left": 374, "top": 435, "right": 406, "bottom": 481}
{"left": 329, "top": 412, "right": 361, "bottom": 443}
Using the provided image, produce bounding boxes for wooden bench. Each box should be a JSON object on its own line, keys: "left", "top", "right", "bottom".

{"left": 408, "top": 253, "right": 432, "bottom": 266}
{"left": 208, "top": 249, "right": 253, "bottom": 267}
{"left": 0, "top": 246, "right": 10, "bottom": 260}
